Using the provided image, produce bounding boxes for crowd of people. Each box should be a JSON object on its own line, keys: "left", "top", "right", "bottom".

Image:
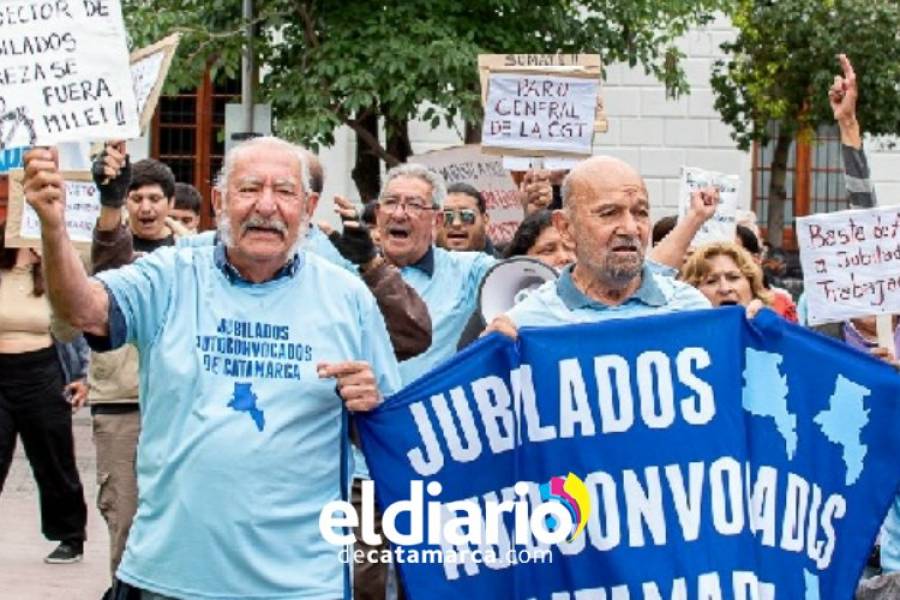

{"left": 0, "top": 53, "right": 897, "bottom": 600}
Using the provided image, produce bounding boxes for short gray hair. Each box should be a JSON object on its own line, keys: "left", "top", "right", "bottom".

{"left": 382, "top": 163, "right": 447, "bottom": 208}
{"left": 215, "top": 136, "right": 312, "bottom": 199}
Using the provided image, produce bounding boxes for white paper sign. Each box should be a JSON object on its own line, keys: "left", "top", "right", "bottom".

{"left": 413, "top": 145, "right": 522, "bottom": 244}
{"left": 131, "top": 50, "right": 165, "bottom": 119}
{"left": 677, "top": 166, "right": 740, "bottom": 246}
{"left": 501, "top": 155, "right": 535, "bottom": 171}
{"left": 0, "top": 0, "right": 140, "bottom": 148}
{"left": 481, "top": 74, "right": 598, "bottom": 156}
{"left": 797, "top": 206, "right": 900, "bottom": 325}
{"left": 20, "top": 180, "right": 99, "bottom": 243}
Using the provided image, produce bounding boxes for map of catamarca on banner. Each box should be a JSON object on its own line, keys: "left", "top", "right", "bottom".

{"left": 742, "top": 349, "right": 870, "bottom": 483}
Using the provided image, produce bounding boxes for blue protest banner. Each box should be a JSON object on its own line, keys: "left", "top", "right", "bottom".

{"left": 0, "top": 147, "right": 25, "bottom": 174}
{"left": 353, "top": 307, "right": 900, "bottom": 600}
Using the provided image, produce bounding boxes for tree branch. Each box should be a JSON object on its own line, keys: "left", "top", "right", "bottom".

{"left": 295, "top": 1, "right": 320, "bottom": 49}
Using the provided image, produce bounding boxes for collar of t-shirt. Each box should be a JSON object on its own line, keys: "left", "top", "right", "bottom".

{"left": 556, "top": 263, "right": 666, "bottom": 310}
{"left": 406, "top": 245, "right": 435, "bottom": 277}
{"left": 133, "top": 233, "right": 175, "bottom": 254}
{"left": 213, "top": 242, "right": 303, "bottom": 285}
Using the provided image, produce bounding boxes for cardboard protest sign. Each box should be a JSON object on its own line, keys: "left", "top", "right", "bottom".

{"left": 677, "top": 166, "right": 740, "bottom": 246}
{"left": 478, "top": 54, "right": 607, "bottom": 157}
{"left": 4, "top": 169, "right": 98, "bottom": 249}
{"left": 412, "top": 145, "right": 521, "bottom": 244}
{"left": 797, "top": 205, "right": 900, "bottom": 325}
{"left": 130, "top": 33, "right": 181, "bottom": 133}
{"left": 359, "top": 308, "right": 900, "bottom": 600}
{"left": 0, "top": 0, "right": 140, "bottom": 149}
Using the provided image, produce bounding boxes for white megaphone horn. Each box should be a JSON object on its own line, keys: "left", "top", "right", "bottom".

{"left": 477, "top": 257, "right": 559, "bottom": 323}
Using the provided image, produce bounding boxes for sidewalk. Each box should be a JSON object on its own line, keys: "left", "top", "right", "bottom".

{"left": 0, "top": 411, "right": 110, "bottom": 600}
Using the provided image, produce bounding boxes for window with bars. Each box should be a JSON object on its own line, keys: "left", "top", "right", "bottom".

{"left": 752, "top": 123, "right": 847, "bottom": 248}
{"left": 810, "top": 126, "right": 850, "bottom": 215}
{"left": 152, "top": 73, "right": 240, "bottom": 229}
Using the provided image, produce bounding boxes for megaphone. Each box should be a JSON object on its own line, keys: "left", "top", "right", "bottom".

{"left": 477, "top": 257, "right": 559, "bottom": 323}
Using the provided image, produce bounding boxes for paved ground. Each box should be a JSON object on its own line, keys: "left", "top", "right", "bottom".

{"left": 0, "top": 411, "right": 110, "bottom": 600}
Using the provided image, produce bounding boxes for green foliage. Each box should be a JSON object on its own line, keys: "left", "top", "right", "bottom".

{"left": 712, "top": 0, "right": 900, "bottom": 151}
{"left": 123, "top": 0, "right": 726, "bottom": 160}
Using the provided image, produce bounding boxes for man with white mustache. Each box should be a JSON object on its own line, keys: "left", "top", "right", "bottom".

{"left": 23, "top": 136, "right": 400, "bottom": 599}
{"left": 488, "top": 156, "right": 711, "bottom": 331}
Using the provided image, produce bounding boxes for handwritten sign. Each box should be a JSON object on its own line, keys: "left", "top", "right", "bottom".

{"left": 4, "top": 169, "right": 98, "bottom": 249}
{"left": 478, "top": 54, "right": 606, "bottom": 158}
{"left": 130, "top": 33, "right": 180, "bottom": 133}
{"left": 413, "top": 145, "right": 521, "bottom": 244}
{"left": 0, "top": 0, "right": 140, "bottom": 148}
{"left": 797, "top": 206, "right": 900, "bottom": 325}
{"left": 677, "top": 166, "right": 740, "bottom": 246}
{"left": 481, "top": 74, "right": 598, "bottom": 156}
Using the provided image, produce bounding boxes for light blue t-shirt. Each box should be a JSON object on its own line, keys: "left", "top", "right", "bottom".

{"left": 882, "top": 499, "right": 900, "bottom": 573}
{"left": 506, "top": 263, "right": 711, "bottom": 327}
{"left": 397, "top": 246, "right": 495, "bottom": 385}
{"left": 96, "top": 245, "right": 400, "bottom": 600}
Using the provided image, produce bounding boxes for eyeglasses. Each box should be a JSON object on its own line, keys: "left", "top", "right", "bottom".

{"left": 441, "top": 208, "right": 478, "bottom": 226}
{"left": 378, "top": 195, "right": 434, "bottom": 217}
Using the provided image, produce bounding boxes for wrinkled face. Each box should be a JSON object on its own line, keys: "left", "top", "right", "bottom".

{"left": 557, "top": 172, "right": 650, "bottom": 286}
{"left": 527, "top": 225, "right": 575, "bottom": 270}
{"left": 169, "top": 208, "right": 200, "bottom": 232}
{"left": 436, "top": 192, "right": 488, "bottom": 252}
{"left": 697, "top": 254, "right": 754, "bottom": 307}
{"left": 127, "top": 184, "right": 174, "bottom": 240}
{"left": 376, "top": 176, "right": 439, "bottom": 267}
{"left": 215, "top": 144, "right": 311, "bottom": 265}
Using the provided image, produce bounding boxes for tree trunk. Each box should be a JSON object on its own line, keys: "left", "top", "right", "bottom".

{"left": 351, "top": 110, "right": 381, "bottom": 202}
{"left": 464, "top": 120, "right": 482, "bottom": 144}
{"left": 766, "top": 132, "right": 793, "bottom": 248}
{"left": 385, "top": 116, "right": 412, "bottom": 165}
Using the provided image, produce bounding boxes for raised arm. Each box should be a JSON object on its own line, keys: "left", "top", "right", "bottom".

{"left": 649, "top": 186, "right": 718, "bottom": 269}
{"left": 23, "top": 148, "right": 109, "bottom": 336}
{"left": 829, "top": 54, "right": 875, "bottom": 208}
{"left": 91, "top": 140, "right": 138, "bottom": 272}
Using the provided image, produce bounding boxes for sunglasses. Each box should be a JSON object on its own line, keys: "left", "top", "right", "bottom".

{"left": 442, "top": 209, "right": 478, "bottom": 226}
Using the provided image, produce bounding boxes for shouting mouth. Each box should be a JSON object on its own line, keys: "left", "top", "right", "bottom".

{"left": 387, "top": 225, "right": 411, "bottom": 242}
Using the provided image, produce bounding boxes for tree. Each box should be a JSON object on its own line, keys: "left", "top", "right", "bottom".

{"left": 124, "top": 0, "right": 727, "bottom": 199}
{"left": 711, "top": 0, "right": 900, "bottom": 246}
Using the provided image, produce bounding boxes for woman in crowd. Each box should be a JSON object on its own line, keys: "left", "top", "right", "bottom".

{"left": 0, "top": 224, "right": 89, "bottom": 564}
{"left": 502, "top": 209, "right": 574, "bottom": 269}
{"left": 680, "top": 241, "right": 771, "bottom": 311}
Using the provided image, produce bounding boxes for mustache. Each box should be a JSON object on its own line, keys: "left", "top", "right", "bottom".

{"left": 239, "top": 215, "right": 287, "bottom": 237}
{"left": 609, "top": 235, "right": 642, "bottom": 250}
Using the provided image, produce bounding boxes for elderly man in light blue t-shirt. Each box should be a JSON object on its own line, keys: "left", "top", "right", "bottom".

{"left": 373, "top": 163, "right": 497, "bottom": 385}
{"left": 23, "top": 137, "right": 400, "bottom": 600}
{"left": 488, "top": 155, "right": 711, "bottom": 333}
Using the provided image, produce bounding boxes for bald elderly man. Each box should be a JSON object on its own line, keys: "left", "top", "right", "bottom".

{"left": 490, "top": 156, "right": 711, "bottom": 332}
